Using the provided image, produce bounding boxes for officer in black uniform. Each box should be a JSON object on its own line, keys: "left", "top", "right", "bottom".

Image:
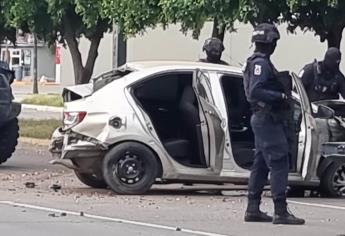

{"left": 243, "top": 23, "right": 305, "bottom": 225}
{"left": 299, "top": 47, "right": 345, "bottom": 102}
{"left": 199, "top": 37, "right": 229, "bottom": 65}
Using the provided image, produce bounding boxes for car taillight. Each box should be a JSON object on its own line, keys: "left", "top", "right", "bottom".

{"left": 63, "top": 111, "right": 87, "bottom": 129}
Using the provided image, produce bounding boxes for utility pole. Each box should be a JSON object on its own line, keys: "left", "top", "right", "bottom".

{"left": 32, "top": 33, "right": 38, "bottom": 94}
{"left": 112, "top": 24, "right": 127, "bottom": 69}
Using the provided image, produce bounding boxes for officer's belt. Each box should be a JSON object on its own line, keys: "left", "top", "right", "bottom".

{"left": 251, "top": 101, "right": 272, "bottom": 112}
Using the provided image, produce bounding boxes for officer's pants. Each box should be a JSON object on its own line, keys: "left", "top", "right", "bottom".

{"left": 247, "top": 111, "right": 290, "bottom": 202}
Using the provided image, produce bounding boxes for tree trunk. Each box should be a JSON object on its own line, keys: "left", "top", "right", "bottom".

{"left": 81, "top": 36, "right": 102, "bottom": 84}
{"left": 32, "top": 33, "right": 38, "bottom": 94}
{"left": 63, "top": 15, "right": 102, "bottom": 85}
{"left": 65, "top": 35, "right": 102, "bottom": 85}
{"left": 64, "top": 35, "right": 84, "bottom": 84}
{"left": 212, "top": 18, "right": 226, "bottom": 42}
{"left": 326, "top": 27, "right": 344, "bottom": 49}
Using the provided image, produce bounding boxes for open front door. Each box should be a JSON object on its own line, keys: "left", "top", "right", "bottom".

{"left": 291, "top": 72, "right": 316, "bottom": 180}
{"left": 193, "top": 69, "right": 225, "bottom": 172}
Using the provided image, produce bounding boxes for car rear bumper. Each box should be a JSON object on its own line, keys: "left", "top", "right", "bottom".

{"left": 49, "top": 127, "right": 106, "bottom": 160}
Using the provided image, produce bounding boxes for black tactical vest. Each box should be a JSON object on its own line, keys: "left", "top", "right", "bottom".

{"left": 313, "top": 61, "right": 340, "bottom": 94}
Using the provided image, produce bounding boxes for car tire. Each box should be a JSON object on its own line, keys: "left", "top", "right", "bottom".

{"left": 74, "top": 170, "right": 108, "bottom": 189}
{"left": 0, "top": 118, "right": 19, "bottom": 164}
{"left": 320, "top": 161, "right": 345, "bottom": 198}
{"left": 103, "top": 142, "right": 159, "bottom": 195}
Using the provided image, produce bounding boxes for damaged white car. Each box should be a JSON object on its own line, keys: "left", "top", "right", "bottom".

{"left": 50, "top": 61, "right": 345, "bottom": 196}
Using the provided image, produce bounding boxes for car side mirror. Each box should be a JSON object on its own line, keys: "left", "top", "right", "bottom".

{"left": 314, "top": 105, "right": 334, "bottom": 119}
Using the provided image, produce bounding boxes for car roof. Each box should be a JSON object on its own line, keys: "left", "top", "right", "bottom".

{"left": 124, "top": 60, "right": 242, "bottom": 74}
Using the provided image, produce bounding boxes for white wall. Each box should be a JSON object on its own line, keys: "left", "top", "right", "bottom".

{"left": 128, "top": 22, "right": 331, "bottom": 74}
{"left": 60, "top": 22, "right": 344, "bottom": 85}
{"left": 38, "top": 47, "right": 55, "bottom": 79}
{"left": 60, "top": 33, "right": 113, "bottom": 86}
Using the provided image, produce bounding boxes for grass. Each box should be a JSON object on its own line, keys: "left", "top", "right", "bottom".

{"left": 19, "top": 119, "right": 61, "bottom": 139}
{"left": 21, "top": 94, "right": 63, "bottom": 107}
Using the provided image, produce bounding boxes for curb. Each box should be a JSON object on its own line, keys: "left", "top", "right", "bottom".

{"left": 22, "top": 104, "right": 63, "bottom": 113}
{"left": 13, "top": 81, "right": 61, "bottom": 87}
{"left": 19, "top": 137, "right": 51, "bottom": 146}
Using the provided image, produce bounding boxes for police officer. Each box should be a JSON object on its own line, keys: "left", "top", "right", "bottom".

{"left": 243, "top": 23, "right": 305, "bottom": 225}
{"left": 299, "top": 47, "right": 345, "bottom": 102}
{"left": 199, "top": 37, "right": 229, "bottom": 65}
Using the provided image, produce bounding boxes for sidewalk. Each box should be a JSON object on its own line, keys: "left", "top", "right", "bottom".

{"left": 12, "top": 81, "right": 64, "bottom": 120}
{"left": 18, "top": 104, "right": 63, "bottom": 121}
{"left": 12, "top": 81, "right": 63, "bottom": 102}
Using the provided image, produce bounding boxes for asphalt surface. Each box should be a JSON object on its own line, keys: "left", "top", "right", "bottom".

{"left": 0, "top": 204, "right": 195, "bottom": 236}
{"left": 1, "top": 142, "right": 345, "bottom": 236}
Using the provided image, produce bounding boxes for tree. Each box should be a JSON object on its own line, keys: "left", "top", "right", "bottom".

{"left": 102, "top": 0, "right": 164, "bottom": 36}
{"left": 0, "top": 1, "right": 16, "bottom": 51}
{"left": 238, "top": 0, "right": 345, "bottom": 49}
{"left": 6, "top": 0, "right": 113, "bottom": 85}
{"left": 5, "top": 0, "right": 52, "bottom": 93}
{"left": 48, "top": 0, "right": 113, "bottom": 84}
{"left": 238, "top": 0, "right": 290, "bottom": 26}
{"left": 161, "top": 0, "right": 239, "bottom": 41}
{"left": 287, "top": 0, "right": 345, "bottom": 49}
{"left": 102, "top": 0, "right": 239, "bottom": 41}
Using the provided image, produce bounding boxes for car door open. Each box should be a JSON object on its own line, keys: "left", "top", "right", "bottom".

{"left": 193, "top": 69, "right": 226, "bottom": 172}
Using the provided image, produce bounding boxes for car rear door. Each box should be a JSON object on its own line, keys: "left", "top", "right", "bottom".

{"left": 193, "top": 69, "right": 226, "bottom": 172}
{"left": 291, "top": 72, "right": 318, "bottom": 180}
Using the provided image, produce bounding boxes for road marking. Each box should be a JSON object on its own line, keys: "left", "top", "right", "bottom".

{"left": 288, "top": 200, "right": 345, "bottom": 211}
{"left": 0, "top": 201, "right": 229, "bottom": 236}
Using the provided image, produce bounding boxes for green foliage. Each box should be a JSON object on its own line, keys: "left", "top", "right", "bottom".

{"left": 238, "top": 0, "right": 290, "bottom": 25}
{"left": 5, "top": 0, "right": 52, "bottom": 40}
{"left": 21, "top": 94, "right": 63, "bottom": 107}
{"left": 238, "top": 0, "right": 345, "bottom": 48}
{"left": 160, "top": 0, "right": 239, "bottom": 39}
{"left": 102, "top": 0, "right": 163, "bottom": 36}
{"left": 102, "top": 0, "right": 239, "bottom": 39}
{"left": 286, "top": 0, "right": 345, "bottom": 47}
{"left": 47, "top": 0, "right": 112, "bottom": 41}
{"left": 0, "top": 0, "right": 16, "bottom": 43}
{"left": 19, "top": 119, "right": 61, "bottom": 139}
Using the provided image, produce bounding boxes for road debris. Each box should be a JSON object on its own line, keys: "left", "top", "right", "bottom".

{"left": 25, "top": 182, "right": 36, "bottom": 188}
{"left": 48, "top": 213, "right": 56, "bottom": 217}
{"left": 50, "top": 184, "right": 62, "bottom": 192}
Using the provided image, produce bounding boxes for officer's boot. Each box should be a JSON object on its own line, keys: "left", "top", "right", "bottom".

{"left": 244, "top": 199, "right": 272, "bottom": 222}
{"left": 273, "top": 200, "right": 305, "bottom": 225}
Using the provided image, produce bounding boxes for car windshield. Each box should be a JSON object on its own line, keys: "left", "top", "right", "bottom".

{"left": 92, "top": 67, "right": 134, "bottom": 92}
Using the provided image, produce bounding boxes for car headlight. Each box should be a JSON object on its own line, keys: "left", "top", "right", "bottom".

{"left": 63, "top": 111, "right": 87, "bottom": 130}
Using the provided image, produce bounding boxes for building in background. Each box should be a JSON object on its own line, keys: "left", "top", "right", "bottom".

{"left": 0, "top": 32, "right": 55, "bottom": 82}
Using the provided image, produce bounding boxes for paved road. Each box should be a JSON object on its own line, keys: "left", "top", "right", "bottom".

{"left": 0, "top": 203, "right": 196, "bottom": 236}
{"left": 1, "top": 142, "right": 345, "bottom": 236}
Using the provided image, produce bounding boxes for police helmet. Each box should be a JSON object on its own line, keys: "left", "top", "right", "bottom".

{"left": 251, "top": 23, "right": 280, "bottom": 44}
{"left": 202, "top": 37, "right": 225, "bottom": 53}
